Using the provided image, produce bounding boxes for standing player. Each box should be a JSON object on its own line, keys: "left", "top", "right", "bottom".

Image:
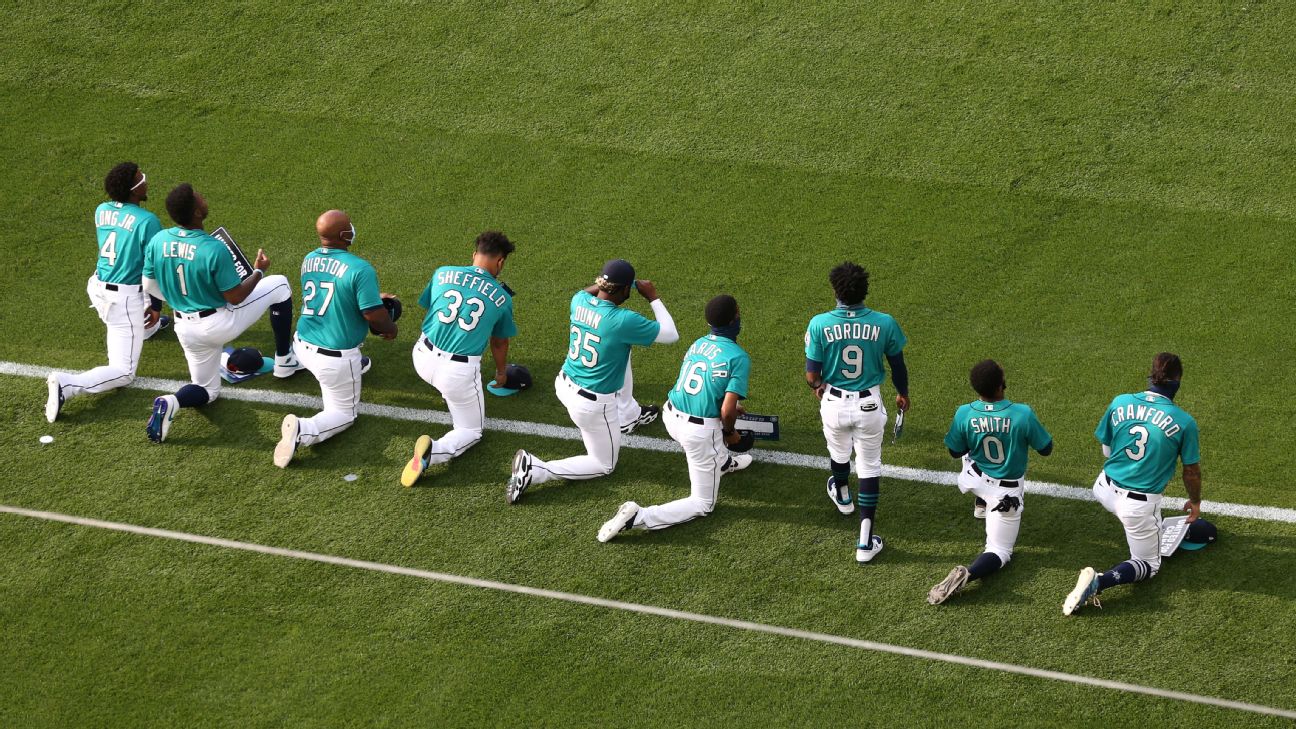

{"left": 46, "top": 162, "right": 170, "bottom": 422}
{"left": 273, "top": 210, "right": 397, "bottom": 467}
{"left": 1064, "top": 353, "right": 1202, "bottom": 615}
{"left": 141, "top": 183, "right": 300, "bottom": 443}
{"left": 507, "top": 259, "right": 678, "bottom": 503}
{"left": 400, "top": 231, "right": 517, "bottom": 486}
{"left": 927, "top": 360, "right": 1053, "bottom": 604}
{"left": 804, "top": 261, "right": 909, "bottom": 563}
{"left": 598, "top": 295, "right": 753, "bottom": 541}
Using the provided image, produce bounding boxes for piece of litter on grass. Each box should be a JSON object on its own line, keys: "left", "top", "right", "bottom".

{"left": 39, "top": 435, "right": 54, "bottom": 444}
{"left": 343, "top": 473, "right": 358, "bottom": 482}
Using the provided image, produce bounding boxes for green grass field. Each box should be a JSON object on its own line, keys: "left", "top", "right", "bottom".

{"left": 3, "top": 2, "right": 1295, "bottom": 725}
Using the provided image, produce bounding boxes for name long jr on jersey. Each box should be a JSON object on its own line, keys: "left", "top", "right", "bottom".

{"left": 969, "top": 416, "right": 1013, "bottom": 434}
{"left": 822, "top": 321, "right": 882, "bottom": 344}
{"left": 96, "top": 208, "right": 140, "bottom": 231}
{"left": 436, "top": 268, "right": 507, "bottom": 307}
{"left": 1108, "top": 402, "right": 1182, "bottom": 438}
{"left": 301, "top": 256, "right": 350, "bottom": 278}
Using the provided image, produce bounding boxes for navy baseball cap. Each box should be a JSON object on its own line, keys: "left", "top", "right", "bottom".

{"left": 1180, "top": 518, "right": 1217, "bottom": 551}
{"left": 226, "top": 347, "right": 265, "bottom": 374}
{"left": 487, "top": 364, "right": 533, "bottom": 397}
{"left": 599, "top": 259, "right": 636, "bottom": 287}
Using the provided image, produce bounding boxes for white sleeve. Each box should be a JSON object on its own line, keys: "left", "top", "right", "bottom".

{"left": 1101, "top": 444, "right": 1112, "bottom": 458}
{"left": 650, "top": 299, "right": 679, "bottom": 344}
{"left": 142, "top": 276, "right": 165, "bottom": 301}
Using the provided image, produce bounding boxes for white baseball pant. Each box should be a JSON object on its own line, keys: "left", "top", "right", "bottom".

{"left": 635, "top": 404, "right": 730, "bottom": 529}
{"left": 819, "top": 385, "right": 887, "bottom": 477}
{"left": 412, "top": 337, "right": 485, "bottom": 464}
{"left": 528, "top": 373, "right": 620, "bottom": 484}
{"left": 1092, "top": 471, "right": 1164, "bottom": 575}
{"left": 616, "top": 356, "right": 642, "bottom": 428}
{"left": 956, "top": 456, "right": 1026, "bottom": 565}
{"left": 294, "top": 336, "right": 364, "bottom": 447}
{"left": 60, "top": 276, "right": 163, "bottom": 397}
{"left": 172, "top": 274, "right": 293, "bottom": 401}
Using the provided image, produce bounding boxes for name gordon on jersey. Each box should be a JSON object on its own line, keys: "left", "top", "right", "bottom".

{"left": 821, "top": 322, "right": 882, "bottom": 344}
{"left": 437, "top": 269, "right": 508, "bottom": 307}
{"left": 1108, "top": 402, "right": 1183, "bottom": 437}
{"left": 96, "top": 208, "right": 141, "bottom": 232}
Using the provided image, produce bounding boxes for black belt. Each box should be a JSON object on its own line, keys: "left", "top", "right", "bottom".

{"left": 561, "top": 371, "right": 599, "bottom": 401}
{"left": 970, "top": 462, "right": 1020, "bottom": 488}
{"left": 182, "top": 308, "right": 217, "bottom": 318}
{"left": 666, "top": 402, "right": 704, "bottom": 425}
{"left": 1105, "top": 474, "right": 1147, "bottom": 500}
{"left": 105, "top": 283, "right": 119, "bottom": 291}
{"left": 421, "top": 336, "right": 469, "bottom": 362}
{"left": 314, "top": 346, "right": 342, "bottom": 357}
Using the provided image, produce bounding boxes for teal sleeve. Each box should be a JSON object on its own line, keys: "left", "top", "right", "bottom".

{"left": 492, "top": 300, "right": 518, "bottom": 338}
{"left": 418, "top": 280, "right": 433, "bottom": 309}
{"left": 624, "top": 312, "right": 661, "bottom": 346}
{"left": 804, "top": 326, "right": 823, "bottom": 362}
{"left": 726, "top": 353, "right": 751, "bottom": 399}
{"left": 355, "top": 265, "right": 383, "bottom": 311}
{"left": 943, "top": 413, "right": 967, "bottom": 453}
{"left": 139, "top": 217, "right": 161, "bottom": 257}
{"left": 142, "top": 236, "right": 157, "bottom": 279}
{"left": 884, "top": 318, "right": 908, "bottom": 356}
{"left": 1179, "top": 418, "right": 1201, "bottom": 465}
{"left": 212, "top": 246, "right": 242, "bottom": 292}
{"left": 1028, "top": 409, "right": 1053, "bottom": 450}
{"left": 1094, "top": 406, "right": 1114, "bottom": 446}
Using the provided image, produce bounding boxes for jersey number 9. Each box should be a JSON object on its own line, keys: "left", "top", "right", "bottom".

{"left": 841, "top": 345, "right": 864, "bottom": 379}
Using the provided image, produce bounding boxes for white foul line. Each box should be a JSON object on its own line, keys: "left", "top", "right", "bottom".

{"left": 1, "top": 504, "right": 1291, "bottom": 720}
{"left": 4, "top": 359, "right": 1295, "bottom": 524}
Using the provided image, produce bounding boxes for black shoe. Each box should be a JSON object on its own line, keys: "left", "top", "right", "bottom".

{"left": 621, "top": 404, "right": 661, "bottom": 434}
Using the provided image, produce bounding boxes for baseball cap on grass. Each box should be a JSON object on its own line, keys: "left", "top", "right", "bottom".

{"left": 487, "top": 364, "right": 533, "bottom": 396}
{"left": 1180, "top": 518, "right": 1217, "bottom": 551}
{"left": 598, "top": 259, "right": 636, "bottom": 287}
{"left": 227, "top": 347, "right": 271, "bottom": 374}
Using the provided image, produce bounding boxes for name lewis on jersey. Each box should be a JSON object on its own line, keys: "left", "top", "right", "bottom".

{"left": 438, "top": 269, "right": 507, "bottom": 307}
{"left": 823, "top": 322, "right": 881, "bottom": 344}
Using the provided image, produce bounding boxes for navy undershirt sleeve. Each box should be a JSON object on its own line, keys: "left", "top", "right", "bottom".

{"left": 886, "top": 352, "right": 909, "bottom": 396}
{"left": 1038, "top": 441, "right": 1054, "bottom": 457}
{"left": 806, "top": 358, "right": 823, "bottom": 374}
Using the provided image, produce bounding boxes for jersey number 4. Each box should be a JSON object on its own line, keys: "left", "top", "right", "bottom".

{"left": 100, "top": 231, "right": 118, "bottom": 266}
{"left": 436, "top": 291, "right": 485, "bottom": 331}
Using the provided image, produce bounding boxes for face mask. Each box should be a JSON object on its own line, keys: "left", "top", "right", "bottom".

{"left": 711, "top": 316, "right": 741, "bottom": 341}
{"left": 1147, "top": 378, "right": 1181, "bottom": 400}
{"left": 341, "top": 223, "right": 356, "bottom": 244}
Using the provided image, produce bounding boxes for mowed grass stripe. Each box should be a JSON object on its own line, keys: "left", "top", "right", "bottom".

{"left": 4, "top": 503, "right": 1294, "bottom": 721}
{"left": 8, "top": 360, "right": 1294, "bottom": 524}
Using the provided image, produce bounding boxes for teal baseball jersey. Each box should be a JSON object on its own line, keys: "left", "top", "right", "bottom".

{"left": 142, "top": 227, "right": 241, "bottom": 313}
{"left": 418, "top": 265, "right": 517, "bottom": 356}
{"left": 562, "top": 291, "right": 660, "bottom": 394}
{"left": 945, "top": 400, "right": 1052, "bottom": 480}
{"left": 296, "top": 248, "right": 383, "bottom": 350}
{"left": 805, "top": 306, "right": 906, "bottom": 390}
{"left": 1095, "top": 392, "right": 1200, "bottom": 494}
{"left": 94, "top": 202, "right": 161, "bottom": 285}
{"left": 667, "top": 334, "right": 751, "bottom": 419}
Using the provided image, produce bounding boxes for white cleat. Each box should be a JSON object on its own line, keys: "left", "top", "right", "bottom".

{"left": 974, "top": 499, "right": 987, "bottom": 519}
{"left": 927, "top": 565, "right": 971, "bottom": 605}
{"left": 1063, "top": 566, "right": 1102, "bottom": 616}
{"left": 506, "top": 449, "right": 533, "bottom": 504}
{"left": 273, "top": 351, "right": 304, "bottom": 378}
{"left": 826, "top": 476, "right": 855, "bottom": 515}
{"left": 45, "top": 372, "right": 65, "bottom": 423}
{"left": 722, "top": 453, "right": 752, "bottom": 474}
{"left": 146, "top": 394, "right": 179, "bottom": 443}
{"left": 598, "top": 501, "right": 640, "bottom": 543}
{"left": 273, "top": 414, "right": 300, "bottom": 468}
{"left": 855, "top": 534, "right": 885, "bottom": 564}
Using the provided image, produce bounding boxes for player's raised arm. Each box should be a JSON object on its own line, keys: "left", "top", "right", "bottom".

{"left": 635, "top": 279, "right": 679, "bottom": 344}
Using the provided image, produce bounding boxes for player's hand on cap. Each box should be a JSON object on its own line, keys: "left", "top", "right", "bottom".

{"left": 254, "top": 248, "right": 270, "bottom": 272}
{"left": 896, "top": 394, "right": 911, "bottom": 412}
{"left": 723, "top": 429, "right": 741, "bottom": 447}
{"left": 634, "top": 279, "right": 659, "bottom": 301}
{"left": 1184, "top": 499, "right": 1201, "bottom": 523}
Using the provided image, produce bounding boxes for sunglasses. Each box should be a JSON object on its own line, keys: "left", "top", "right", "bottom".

{"left": 130, "top": 171, "right": 147, "bottom": 190}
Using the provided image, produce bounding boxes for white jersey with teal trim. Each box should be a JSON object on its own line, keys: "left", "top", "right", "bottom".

{"left": 805, "top": 305, "right": 906, "bottom": 391}
{"left": 667, "top": 334, "right": 750, "bottom": 419}
{"left": 562, "top": 291, "right": 659, "bottom": 394}
{"left": 95, "top": 202, "right": 161, "bottom": 285}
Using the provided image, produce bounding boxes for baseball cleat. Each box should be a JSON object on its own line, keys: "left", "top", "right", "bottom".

{"left": 598, "top": 501, "right": 640, "bottom": 542}
{"left": 401, "top": 435, "right": 432, "bottom": 487}
{"left": 506, "top": 449, "right": 533, "bottom": 504}
{"left": 359, "top": 356, "right": 372, "bottom": 375}
{"left": 273, "top": 351, "right": 304, "bottom": 378}
{"left": 273, "top": 414, "right": 300, "bottom": 468}
{"left": 927, "top": 565, "right": 971, "bottom": 605}
{"left": 621, "top": 404, "right": 661, "bottom": 434}
{"left": 1063, "top": 567, "right": 1102, "bottom": 616}
{"left": 145, "top": 394, "right": 179, "bottom": 443}
{"left": 45, "top": 372, "right": 65, "bottom": 423}
{"left": 722, "top": 453, "right": 753, "bottom": 474}
{"left": 155, "top": 314, "right": 172, "bottom": 332}
{"left": 974, "top": 498, "right": 987, "bottom": 519}
{"left": 855, "top": 534, "right": 885, "bottom": 563}
{"left": 826, "top": 476, "right": 855, "bottom": 515}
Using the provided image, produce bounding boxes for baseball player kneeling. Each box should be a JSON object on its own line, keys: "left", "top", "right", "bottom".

{"left": 507, "top": 259, "right": 678, "bottom": 504}
{"left": 273, "top": 210, "right": 397, "bottom": 467}
{"left": 400, "top": 231, "right": 518, "bottom": 486}
{"left": 46, "top": 162, "right": 170, "bottom": 422}
{"left": 927, "top": 360, "right": 1053, "bottom": 605}
{"left": 141, "top": 183, "right": 302, "bottom": 443}
{"left": 598, "top": 295, "right": 753, "bottom": 541}
{"left": 1063, "top": 353, "right": 1203, "bottom": 615}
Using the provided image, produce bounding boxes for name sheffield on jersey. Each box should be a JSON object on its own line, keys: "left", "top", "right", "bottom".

{"left": 1106, "top": 401, "right": 1184, "bottom": 438}
{"left": 435, "top": 268, "right": 508, "bottom": 308}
